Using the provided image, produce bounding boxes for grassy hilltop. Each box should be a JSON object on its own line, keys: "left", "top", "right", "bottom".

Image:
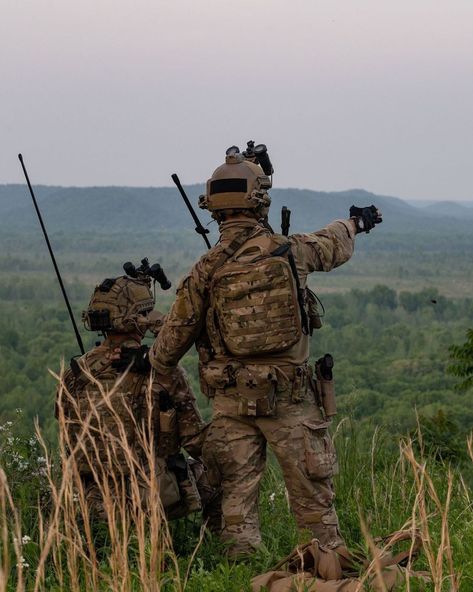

{"left": 0, "top": 183, "right": 472, "bottom": 589}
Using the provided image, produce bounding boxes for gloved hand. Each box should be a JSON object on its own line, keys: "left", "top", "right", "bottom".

{"left": 111, "top": 344, "right": 151, "bottom": 374}
{"left": 349, "top": 204, "right": 383, "bottom": 234}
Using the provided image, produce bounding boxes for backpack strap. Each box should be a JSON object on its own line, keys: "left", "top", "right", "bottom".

{"left": 287, "top": 248, "right": 309, "bottom": 335}
{"left": 207, "top": 225, "right": 261, "bottom": 279}
{"left": 270, "top": 242, "right": 309, "bottom": 335}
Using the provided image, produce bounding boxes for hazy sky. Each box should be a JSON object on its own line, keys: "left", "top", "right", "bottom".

{"left": 1, "top": 0, "right": 472, "bottom": 200}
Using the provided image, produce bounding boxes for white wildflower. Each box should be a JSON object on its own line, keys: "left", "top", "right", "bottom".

{"left": 72, "top": 492, "right": 80, "bottom": 503}
{"left": 22, "top": 535, "right": 31, "bottom": 544}
{"left": 16, "top": 556, "right": 29, "bottom": 569}
{"left": 269, "top": 492, "right": 276, "bottom": 506}
{"left": 37, "top": 456, "right": 47, "bottom": 465}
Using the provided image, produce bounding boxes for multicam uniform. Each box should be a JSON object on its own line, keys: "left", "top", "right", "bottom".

{"left": 150, "top": 215, "right": 356, "bottom": 554}
{"left": 60, "top": 335, "right": 207, "bottom": 518}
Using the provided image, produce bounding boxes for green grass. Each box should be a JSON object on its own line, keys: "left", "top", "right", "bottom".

{"left": 2, "top": 413, "right": 469, "bottom": 591}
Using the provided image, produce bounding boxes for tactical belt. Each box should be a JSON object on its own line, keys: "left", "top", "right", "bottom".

{"left": 213, "top": 363, "right": 312, "bottom": 403}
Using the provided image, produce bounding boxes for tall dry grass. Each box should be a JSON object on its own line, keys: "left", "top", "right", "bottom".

{"left": 332, "top": 419, "right": 469, "bottom": 592}
{"left": 0, "top": 365, "right": 189, "bottom": 592}
{"left": 0, "top": 370, "right": 470, "bottom": 591}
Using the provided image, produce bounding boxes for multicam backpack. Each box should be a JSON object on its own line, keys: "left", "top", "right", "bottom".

{"left": 208, "top": 233, "right": 305, "bottom": 357}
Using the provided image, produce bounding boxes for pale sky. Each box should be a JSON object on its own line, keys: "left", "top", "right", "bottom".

{"left": 1, "top": 0, "right": 472, "bottom": 200}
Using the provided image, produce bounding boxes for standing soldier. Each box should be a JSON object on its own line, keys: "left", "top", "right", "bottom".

{"left": 150, "top": 146, "right": 382, "bottom": 556}
{"left": 57, "top": 263, "right": 217, "bottom": 522}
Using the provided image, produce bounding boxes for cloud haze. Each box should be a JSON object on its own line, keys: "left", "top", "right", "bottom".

{"left": 1, "top": 0, "right": 472, "bottom": 200}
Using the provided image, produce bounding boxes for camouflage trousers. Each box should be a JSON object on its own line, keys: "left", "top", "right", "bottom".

{"left": 202, "top": 386, "right": 343, "bottom": 556}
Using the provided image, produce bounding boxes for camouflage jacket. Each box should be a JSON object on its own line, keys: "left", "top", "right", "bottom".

{"left": 60, "top": 336, "right": 205, "bottom": 459}
{"left": 150, "top": 217, "right": 356, "bottom": 376}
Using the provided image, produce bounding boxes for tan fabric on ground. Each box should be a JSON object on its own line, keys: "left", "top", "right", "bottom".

{"left": 251, "top": 531, "right": 431, "bottom": 592}
{"left": 251, "top": 568, "right": 404, "bottom": 592}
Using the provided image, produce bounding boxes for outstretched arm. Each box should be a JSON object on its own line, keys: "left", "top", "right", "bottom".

{"left": 290, "top": 218, "right": 357, "bottom": 273}
{"left": 290, "top": 205, "right": 382, "bottom": 274}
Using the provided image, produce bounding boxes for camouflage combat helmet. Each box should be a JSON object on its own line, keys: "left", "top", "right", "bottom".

{"left": 199, "top": 151, "right": 272, "bottom": 212}
{"left": 82, "top": 276, "right": 155, "bottom": 335}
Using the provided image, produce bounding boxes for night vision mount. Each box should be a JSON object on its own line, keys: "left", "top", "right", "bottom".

{"left": 226, "top": 140, "right": 274, "bottom": 176}
{"left": 123, "top": 258, "right": 172, "bottom": 290}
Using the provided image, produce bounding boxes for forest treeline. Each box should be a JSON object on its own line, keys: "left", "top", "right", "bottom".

{"left": 1, "top": 283, "right": 471, "bottom": 443}
{"left": 1, "top": 184, "right": 472, "bottom": 446}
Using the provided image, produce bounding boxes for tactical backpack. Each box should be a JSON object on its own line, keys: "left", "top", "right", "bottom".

{"left": 208, "top": 233, "right": 306, "bottom": 357}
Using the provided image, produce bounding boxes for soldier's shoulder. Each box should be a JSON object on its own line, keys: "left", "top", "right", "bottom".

{"left": 81, "top": 347, "right": 107, "bottom": 369}
{"left": 197, "top": 243, "right": 226, "bottom": 270}
{"left": 67, "top": 347, "right": 112, "bottom": 382}
{"left": 180, "top": 243, "right": 226, "bottom": 288}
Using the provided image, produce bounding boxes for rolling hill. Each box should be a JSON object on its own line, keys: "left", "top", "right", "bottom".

{"left": 1, "top": 183, "right": 471, "bottom": 236}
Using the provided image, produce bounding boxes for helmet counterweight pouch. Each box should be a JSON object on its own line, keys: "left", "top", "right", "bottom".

{"left": 87, "top": 309, "right": 112, "bottom": 331}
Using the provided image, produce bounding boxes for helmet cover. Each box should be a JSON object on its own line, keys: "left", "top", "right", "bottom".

{"left": 82, "top": 276, "right": 155, "bottom": 335}
{"left": 199, "top": 153, "right": 272, "bottom": 212}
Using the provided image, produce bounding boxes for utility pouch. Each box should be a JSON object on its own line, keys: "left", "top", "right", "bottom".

{"left": 200, "top": 362, "right": 235, "bottom": 399}
{"left": 235, "top": 365, "right": 277, "bottom": 417}
{"left": 167, "top": 454, "right": 202, "bottom": 516}
{"left": 306, "top": 288, "right": 323, "bottom": 334}
{"left": 302, "top": 421, "right": 338, "bottom": 480}
{"left": 318, "top": 378, "right": 336, "bottom": 418}
{"left": 157, "top": 408, "right": 179, "bottom": 456}
{"left": 315, "top": 354, "right": 337, "bottom": 418}
{"left": 290, "top": 365, "right": 308, "bottom": 403}
{"left": 157, "top": 469, "right": 181, "bottom": 510}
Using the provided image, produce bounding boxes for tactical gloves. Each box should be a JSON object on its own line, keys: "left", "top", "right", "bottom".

{"left": 111, "top": 344, "right": 151, "bottom": 374}
{"left": 349, "top": 204, "right": 383, "bottom": 234}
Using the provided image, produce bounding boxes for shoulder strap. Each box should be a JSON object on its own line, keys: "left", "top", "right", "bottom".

{"left": 270, "top": 242, "right": 309, "bottom": 335}
{"left": 208, "top": 225, "right": 260, "bottom": 278}
{"left": 286, "top": 248, "right": 309, "bottom": 335}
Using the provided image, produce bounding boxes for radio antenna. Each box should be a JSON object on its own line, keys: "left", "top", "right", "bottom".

{"left": 18, "top": 154, "right": 85, "bottom": 354}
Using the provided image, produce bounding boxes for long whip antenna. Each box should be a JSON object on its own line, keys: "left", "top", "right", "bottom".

{"left": 18, "top": 154, "right": 85, "bottom": 354}
{"left": 171, "top": 173, "right": 211, "bottom": 249}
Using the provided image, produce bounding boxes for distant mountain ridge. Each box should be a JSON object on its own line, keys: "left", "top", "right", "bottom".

{"left": 1, "top": 183, "right": 471, "bottom": 236}
{"left": 420, "top": 201, "right": 473, "bottom": 219}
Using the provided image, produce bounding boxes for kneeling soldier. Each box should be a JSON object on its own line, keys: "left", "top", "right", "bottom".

{"left": 56, "top": 262, "right": 219, "bottom": 524}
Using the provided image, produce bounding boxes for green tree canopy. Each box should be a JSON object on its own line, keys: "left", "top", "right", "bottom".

{"left": 448, "top": 328, "right": 473, "bottom": 392}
